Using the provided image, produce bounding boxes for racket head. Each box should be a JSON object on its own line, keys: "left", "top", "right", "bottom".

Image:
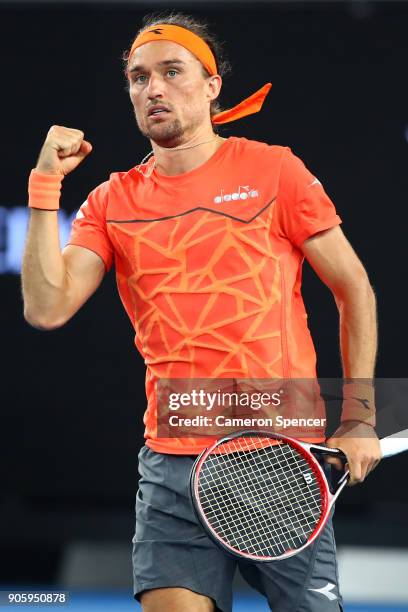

{"left": 190, "top": 430, "right": 332, "bottom": 562}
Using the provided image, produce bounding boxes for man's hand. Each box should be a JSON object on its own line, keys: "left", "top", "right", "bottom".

{"left": 325, "top": 421, "right": 382, "bottom": 485}
{"left": 36, "top": 125, "right": 92, "bottom": 176}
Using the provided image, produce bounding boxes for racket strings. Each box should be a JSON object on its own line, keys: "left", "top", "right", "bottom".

{"left": 196, "top": 437, "right": 324, "bottom": 558}
{"left": 199, "top": 446, "right": 318, "bottom": 555}
{"left": 199, "top": 462, "right": 307, "bottom": 555}
{"left": 200, "top": 442, "right": 321, "bottom": 516}
{"left": 200, "top": 454, "right": 321, "bottom": 510}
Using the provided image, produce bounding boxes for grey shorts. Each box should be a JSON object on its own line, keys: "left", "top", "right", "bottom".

{"left": 132, "top": 446, "right": 343, "bottom": 612}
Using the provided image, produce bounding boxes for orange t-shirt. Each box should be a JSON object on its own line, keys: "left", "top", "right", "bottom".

{"left": 68, "top": 137, "right": 341, "bottom": 454}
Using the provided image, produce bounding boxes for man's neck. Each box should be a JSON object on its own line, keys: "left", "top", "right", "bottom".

{"left": 151, "top": 129, "right": 226, "bottom": 177}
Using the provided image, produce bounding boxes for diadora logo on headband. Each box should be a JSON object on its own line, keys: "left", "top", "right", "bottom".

{"left": 148, "top": 28, "right": 164, "bottom": 35}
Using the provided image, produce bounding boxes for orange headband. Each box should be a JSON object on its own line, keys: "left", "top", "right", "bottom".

{"left": 128, "top": 24, "right": 271, "bottom": 125}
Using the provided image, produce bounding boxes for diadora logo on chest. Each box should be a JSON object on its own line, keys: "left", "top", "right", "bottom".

{"left": 214, "top": 185, "right": 259, "bottom": 204}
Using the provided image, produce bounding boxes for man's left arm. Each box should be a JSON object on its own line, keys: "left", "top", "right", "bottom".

{"left": 302, "top": 225, "right": 382, "bottom": 485}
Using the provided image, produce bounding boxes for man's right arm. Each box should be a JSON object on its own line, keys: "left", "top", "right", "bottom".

{"left": 22, "top": 125, "right": 106, "bottom": 330}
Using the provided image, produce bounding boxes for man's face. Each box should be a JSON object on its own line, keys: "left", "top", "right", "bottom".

{"left": 127, "top": 40, "right": 216, "bottom": 147}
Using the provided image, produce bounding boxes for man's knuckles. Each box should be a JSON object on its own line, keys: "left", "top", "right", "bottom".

{"left": 47, "top": 139, "right": 83, "bottom": 156}
{"left": 46, "top": 126, "right": 85, "bottom": 150}
{"left": 49, "top": 125, "right": 84, "bottom": 138}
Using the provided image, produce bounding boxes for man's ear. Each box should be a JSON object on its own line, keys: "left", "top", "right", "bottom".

{"left": 207, "top": 74, "right": 222, "bottom": 103}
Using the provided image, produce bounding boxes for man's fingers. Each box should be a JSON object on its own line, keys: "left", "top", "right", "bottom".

{"left": 347, "top": 456, "right": 372, "bottom": 485}
{"left": 357, "top": 454, "right": 381, "bottom": 481}
{"left": 36, "top": 125, "right": 92, "bottom": 175}
{"left": 55, "top": 139, "right": 92, "bottom": 160}
{"left": 347, "top": 461, "right": 363, "bottom": 485}
{"left": 324, "top": 448, "right": 366, "bottom": 484}
{"left": 79, "top": 140, "right": 93, "bottom": 156}
{"left": 324, "top": 456, "right": 344, "bottom": 471}
{"left": 324, "top": 454, "right": 365, "bottom": 485}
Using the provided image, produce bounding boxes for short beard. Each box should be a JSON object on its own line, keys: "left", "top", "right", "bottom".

{"left": 137, "top": 116, "right": 184, "bottom": 148}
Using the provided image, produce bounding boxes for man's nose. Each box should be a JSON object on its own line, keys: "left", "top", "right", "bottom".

{"left": 146, "top": 73, "right": 164, "bottom": 99}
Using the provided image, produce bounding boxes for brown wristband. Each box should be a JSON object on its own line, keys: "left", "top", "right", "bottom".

{"left": 28, "top": 169, "right": 63, "bottom": 210}
{"left": 341, "top": 381, "right": 376, "bottom": 426}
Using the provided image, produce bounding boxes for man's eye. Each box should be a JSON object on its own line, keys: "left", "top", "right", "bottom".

{"left": 134, "top": 75, "right": 147, "bottom": 84}
{"left": 167, "top": 70, "right": 178, "bottom": 78}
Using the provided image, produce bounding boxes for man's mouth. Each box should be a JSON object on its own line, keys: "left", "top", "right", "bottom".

{"left": 148, "top": 105, "right": 170, "bottom": 118}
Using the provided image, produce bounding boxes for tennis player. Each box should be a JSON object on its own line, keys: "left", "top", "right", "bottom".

{"left": 22, "top": 12, "right": 382, "bottom": 612}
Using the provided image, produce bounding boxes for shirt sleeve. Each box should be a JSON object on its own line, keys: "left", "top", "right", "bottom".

{"left": 276, "top": 148, "right": 342, "bottom": 248}
{"left": 67, "top": 180, "right": 114, "bottom": 271}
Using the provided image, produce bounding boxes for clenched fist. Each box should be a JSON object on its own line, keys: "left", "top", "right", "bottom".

{"left": 36, "top": 125, "right": 92, "bottom": 176}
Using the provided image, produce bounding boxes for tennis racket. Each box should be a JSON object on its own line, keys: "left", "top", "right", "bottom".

{"left": 190, "top": 429, "right": 408, "bottom": 562}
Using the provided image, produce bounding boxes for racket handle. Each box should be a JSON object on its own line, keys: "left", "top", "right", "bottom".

{"left": 380, "top": 429, "right": 408, "bottom": 458}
